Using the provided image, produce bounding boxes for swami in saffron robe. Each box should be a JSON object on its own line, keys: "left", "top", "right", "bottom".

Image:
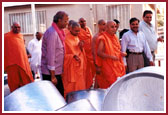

{"left": 63, "top": 32, "right": 87, "bottom": 98}
{"left": 78, "top": 27, "right": 95, "bottom": 89}
{"left": 96, "top": 32, "right": 125, "bottom": 88}
{"left": 4, "top": 31, "right": 34, "bottom": 92}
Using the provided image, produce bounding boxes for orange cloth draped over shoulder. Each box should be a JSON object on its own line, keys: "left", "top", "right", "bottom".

{"left": 78, "top": 27, "right": 95, "bottom": 89}
{"left": 63, "top": 28, "right": 70, "bottom": 35}
{"left": 96, "top": 32, "right": 125, "bottom": 89}
{"left": 94, "top": 33, "right": 102, "bottom": 67}
{"left": 4, "top": 31, "right": 34, "bottom": 91}
{"left": 63, "top": 32, "right": 87, "bottom": 97}
{"left": 92, "top": 33, "right": 103, "bottom": 88}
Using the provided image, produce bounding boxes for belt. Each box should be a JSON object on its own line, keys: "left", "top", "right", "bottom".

{"left": 129, "top": 52, "right": 143, "bottom": 55}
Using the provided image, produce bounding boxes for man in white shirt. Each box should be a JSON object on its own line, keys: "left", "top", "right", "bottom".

{"left": 121, "top": 17, "right": 154, "bottom": 73}
{"left": 28, "top": 32, "right": 43, "bottom": 79}
{"left": 139, "top": 10, "right": 164, "bottom": 66}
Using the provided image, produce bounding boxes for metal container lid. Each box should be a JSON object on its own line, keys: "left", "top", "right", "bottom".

{"left": 57, "top": 99, "right": 96, "bottom": 111}
{"left": 4, "top": 80, "right": 66, "bottom": 111}
{"left": 102, "top": 67, "right": 164, "bottom": 111}
{"left": 66, "top": 89, "right": 106, "bottom": 111}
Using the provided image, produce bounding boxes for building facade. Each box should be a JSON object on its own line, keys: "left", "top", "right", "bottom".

{"left": 4, "top": 3, "right": 161, "bottom": 46}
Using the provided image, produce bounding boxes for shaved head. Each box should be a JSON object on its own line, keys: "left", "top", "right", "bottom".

{"left": 79, "top": 17, "right": 86, "bottom": 28}
{"left": 106, "top": 21, "right": 117, "bottom": 35}
{"left": 79, "top": 17, "right": 85, "bottom": 22}
{"left": 98, "top": 19, "right": 106, "bottom": 32}
{"left": 71, "top": 21, "right": 80, "bottom": 29}
{"left": 12, "top": 22, "right": 21, "bottom": 34}
{"left": 98, "top": 19, "right": 105, "bottom": 25}
{"left": 70, "top": 21, "right": 80, "bottom": 36}
{"left": 106, "top": 21, "right": 116, "bottom": 26}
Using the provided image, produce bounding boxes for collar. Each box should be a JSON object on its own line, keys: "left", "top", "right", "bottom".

{"left": 142, "top": 20, "right": 153, "bottom": 27}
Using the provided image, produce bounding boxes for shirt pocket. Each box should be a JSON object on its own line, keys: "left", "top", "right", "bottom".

{"left": 128, "top": 38, "right": 136, "bottom": 47}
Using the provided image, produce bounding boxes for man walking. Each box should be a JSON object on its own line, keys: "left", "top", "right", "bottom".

{"left": 4, "top": 22, "right": 34, "bottom": 92}
{"left": 28, "top": 32, "right": 43, "bottom": 79}
{"left": 41, "top": 11, "right": 69, "bottom": 96}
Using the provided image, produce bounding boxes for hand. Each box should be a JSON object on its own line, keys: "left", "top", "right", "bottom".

{"left": 150, "top": 61, "right": 155, "bottom": 66}
{"left": 73, "top": 55, "right": 81, "bottom": 62}
{"left": 51, "top": 75, "right": 57, "bottom": 85}
{"left": 110, "top": 55, "right": 119, "bottom": 61}
{"left": 78, "top": 40, "right": 84, "bottom": 51}
{"left": 121, "top": 52, "right": 127, "bottom": 57}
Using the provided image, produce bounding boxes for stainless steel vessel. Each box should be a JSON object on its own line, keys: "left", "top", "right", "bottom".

{"left": 4, "top": 80, "right": 66, "bottom": 111}
{"left": 102, "top": 67, "right": 164, "bottom": 111}
{"left": 66, "top": 88, "right": 107, "bottom": 111}
{"left": 57, "top": 99, "right": 96, "bottom": 111}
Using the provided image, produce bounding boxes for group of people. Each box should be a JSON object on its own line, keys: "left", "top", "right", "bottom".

{"left": 4, "top": 10, "right": 163, "bottom": 99}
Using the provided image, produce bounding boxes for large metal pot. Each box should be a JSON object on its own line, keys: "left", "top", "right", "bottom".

{"left": 102, "top": 67, "right": 164, "bottom": 111}
{"left": 66, "top": 88, "right": 106, "bottom": 111}
{"left": 4, "top": 80, "right": 66, "bottom": 111}
{"left": 57, "top": 99, "right": 96, "bottom": 111}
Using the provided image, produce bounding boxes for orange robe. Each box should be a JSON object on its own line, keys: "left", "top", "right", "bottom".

{"left": 92, "top": 32, "right": 103, "bottom": 88}
{"left": 63, "top": 32, "right": 87, "bottom": 98}
{"left": 63, "top": 28, "right": 70, "bottom": 35}
{"left": 4, "top": 31, "right": 34, "bottom": 92}
{"left": 78, "top": 27, "right": 95, "bottom": 89}
{"left": 96, "top": 32, "right": 125, "bottom": 89}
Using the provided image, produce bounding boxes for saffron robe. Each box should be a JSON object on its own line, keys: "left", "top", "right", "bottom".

{"left": 91, "top": 32, "right": 102, "bottom": 88}
{"left": 97, "top": 32, "right": 125, "bottom": 88}
{"left": 63, "top": 32, "right": 87, "bottom": 97}
{"left": 78, "top": 27, "right": 95, "bottom": 89}
{"left": 4, "top": 31, "right": 34, "bottom": 92}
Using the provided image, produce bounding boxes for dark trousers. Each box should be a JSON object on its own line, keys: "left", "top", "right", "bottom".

{"left": 32, "top": 71, "right": 35, "bottom": 79}
{"left": 143, "top": 51, "right": 155, "bottom": 67}
{"left": 42, "top": 74, "right": 64, "bottom": 96}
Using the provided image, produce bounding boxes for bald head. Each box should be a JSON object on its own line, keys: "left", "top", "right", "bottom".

{"left": 106, "top": 21, "right": 117, "bottom": 35}
{"left": 68, "top": 20, "right": 75, "bottom": 30}
{"left": 79, "top": 17, "right": 86, "bottom": 28}
{"left": 70, "top": 21, "right": 80, "bottom": 36}
{"left": 98, "top": 19, "right": 106, "bottom": 32}
{"left": 71, "top": 21, "right": 80, "bottom": 29}
{"left": 106, "top": 21, "right": 116, "bottom": 25}
{"left": 36, "top": 32, "right": 43, "bottom": 41}
{"left": 98, "top": 19, "right": 105, "bottom": 25}
{"left": 12, "top": 22, "right": 21, "bottom": 34}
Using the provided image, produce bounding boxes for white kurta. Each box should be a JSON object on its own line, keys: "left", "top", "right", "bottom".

{"left": 27, "top": 38, "right": 42, "bottom": 76}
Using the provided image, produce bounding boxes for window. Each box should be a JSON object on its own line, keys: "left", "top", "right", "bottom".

{"left": 35, "top": 11, "right": 47, "bottom": 33}
{"left": 8, "top": 10, "right": 46, "bottom": 34}
{"left": 107, "top": 4, "right": 130, "bottom": 30}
